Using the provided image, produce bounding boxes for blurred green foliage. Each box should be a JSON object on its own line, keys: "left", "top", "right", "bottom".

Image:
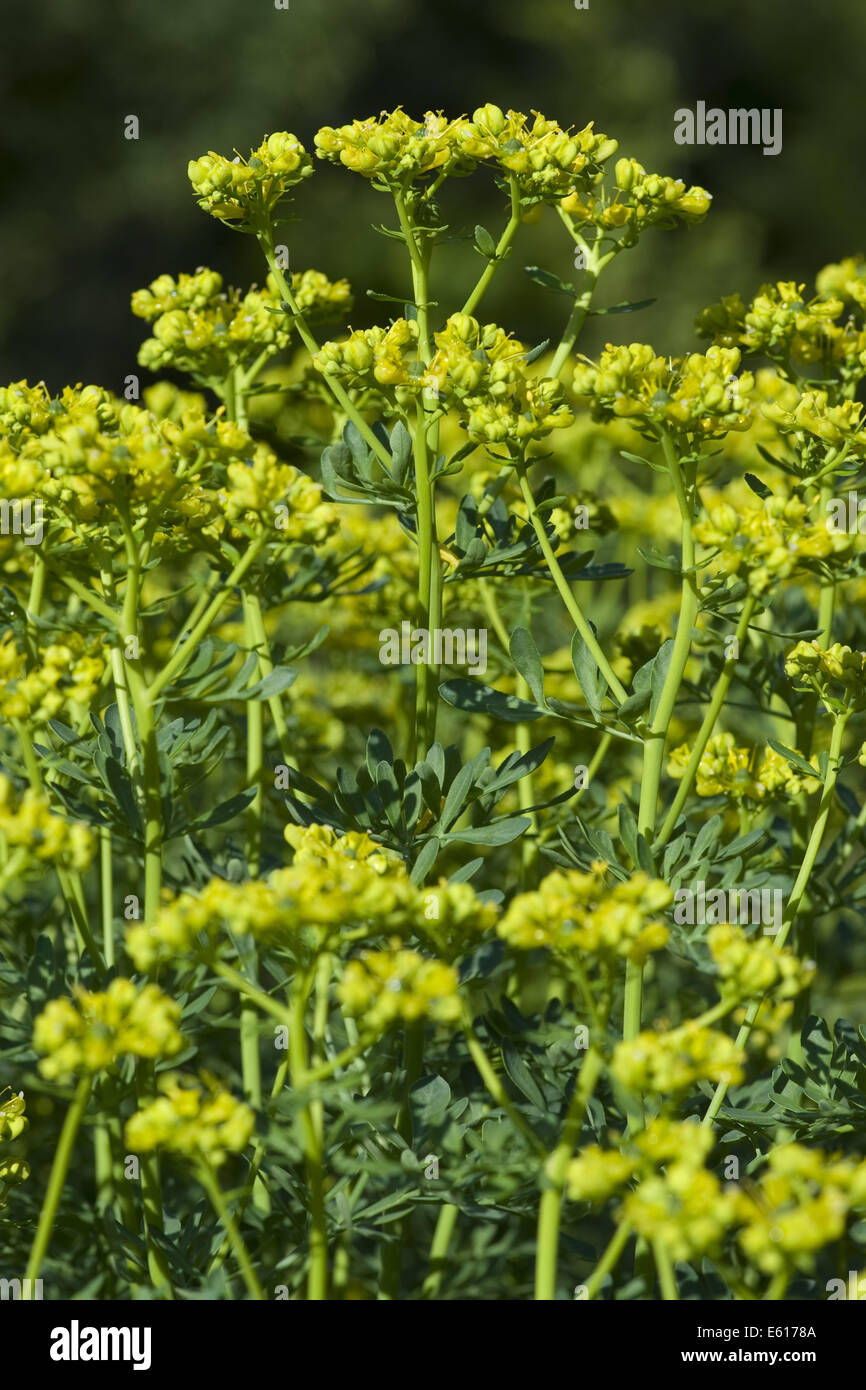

{"left": 2, "top": 0, "right": 864, "bottom": 389}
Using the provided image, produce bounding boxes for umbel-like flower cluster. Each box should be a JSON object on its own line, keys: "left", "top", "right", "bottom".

{"left": 693, "top": 490, "right": 855, "bottom": 595}
{"left": 314, "top": 312, "right": 573, "bottom": 447}
{"left": 0, "top": 631, "right": 105, "bottom": 724}
{"left": 568, "top": 1126, "right": 866, "bottom": 1274}
{"left": 188, "top": 133, "right": 314, "bottom": 224}
{"left": 314, "top": 104, "right": 618, "bottom": 201}
{"left": 610, "top": 1022, "right": 745, "bottom": 1095}
{"left": 0, "top": 380, "right": 336, "bottom": 546}
{"left": 337, "top": 943, "right": 461, "bottom": 1033}
{"left": 498, "top": 863, "right": 672, "bottom": 965}
{"left": 133, "top": 267, "right": 351, "bottom": 381}
{"left": 707, "top": 923, "right": 814, "bottom": 1002}
{"left": 126, "top": 1072, "right": 254, "bottom": 1167}
{"left": 33, "top": 979, "right": 184, "bottom": 1080}
{"left": 127, "top": 824, "right": 495, "bottom": 971}
{"left": 785, "top": 639, "right": 866, "bottom": 700}
{"left": 563, "top": 157, "right": 711, "bottom": 242}
{"left": 667, "top": 732, "right": 820, "bottom": 800}
{"left": 0, "top": 775, "right": 93, "bottom": 872}
{"left": 572, "top": 343, "right": 754, "bottom": 438}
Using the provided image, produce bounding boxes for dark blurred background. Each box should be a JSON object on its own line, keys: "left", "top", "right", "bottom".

{"left": 1, "top": 0, "right": 862, "bottom": 389}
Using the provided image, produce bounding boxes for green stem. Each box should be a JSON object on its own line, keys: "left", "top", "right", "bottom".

{"left": 24, "top": 1075, "right": 92, "bottom": 1292}
{"left": 584, "top": 1220, "right": 633, "bottom": 1300}
{"left": 460, "top": 177, "right": 521, "bottom": 317}
{"left": 516, "top": 465, "right": 627, "bottom": 704}
{"left": 422, "top": 1202, "right": 459, "bottom": 1299}
{"left": 196, "top": 1157, "right": 265, "bottom": 1300}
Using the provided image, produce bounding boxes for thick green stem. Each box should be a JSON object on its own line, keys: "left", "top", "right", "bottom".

{"left": 24, "top": 1075, "right": 92, "bottom": 1292}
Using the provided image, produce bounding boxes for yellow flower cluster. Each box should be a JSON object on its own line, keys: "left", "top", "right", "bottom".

{"left": 313, "top": 319, "right": 420, "bottom": 388}
{"left": 735, "top": 1144, "right": 859, "bottom": 1275}
{"left": 762, "top": 388, "right": 866, "bottom": 449}
{"left": 0, "top": 1089, "right": 30, "bottom": 1210}
{"left": 313, "top": 105, "right": 618, "bottom": 201}
{"left": 125, "top": 1072, "right": 254, "bottom": 1167}
{"left": 426, "top": 314, "right": 574, "bottom": 445}
{"left": 315, "top": 109, "right": 468, "bottom": 183}
{"left": 33, "top": 979, "right": 184, "bottom": 1080}
{"left": 498, "top": 864, "right": 671, "bottom": 965}
{"left": 454, "top": 105, "right": 617, "bottom": 201}
{"left": 785, "top": 639, "right": 866, "bottom": 694}
{"left": 129, "top": 825, "right": 494, "bottom": 970}
{"left": 815, "top": 255, "right": 866, "bottom": 310}
{"left": 568, "top": 1120, "right": 734, "bottom": 1260}
{"left": 563, "top": 157, "right": 711, "bottom": 239}
{"left": 0, "top": 631, "right": 105, "bottom": 723}
{"left": 134, "top": 268, "right": 351, "bottom": 378}
{"left": 667, "top": 732, "right": 820, "bottom": 800}
{"left": 219, "top": 451, "right": 337, "bottom": 541}
{"left": 0, "top": 774, "right": 93, "bottom": 872}
{"left": 707, "top": 923, "right": 813, "bottom": 1001}
{"left": 337, "top": 942, "right": 461, "bottom": 1032}
{"left": 188, "top": 133, "right": 314, "bottom": 223}
{"left": 572, "top": 344, "right": 753, "bottom": 437}
{"left": 610, "top": 1022, "right": 745, "bottom": 1095}
{"left": 693, "top": 491, "right": 853, "bottom": 595}
{"left": 697, "top": 281, "right": 847, "bottom": 363}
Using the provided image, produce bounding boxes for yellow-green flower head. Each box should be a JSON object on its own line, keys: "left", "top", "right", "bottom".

{"left": 736, "top": 1147, "right": 851, "bottom": 1275}
{"left": 693, "top": 489, "right": 854, "bottom": 596}
{"left": 785, "top": 638, "right": 866, "bottom": 696}
{"left": 188, "top": 134, "right": 313, "bottom": 224}
{"left": 454, "top": 106, "right": 617, "bottom": 202}
{"left": 131, "top": 269, "right": 225, "bottom": 322}
{"left": 0, "top": 630, "right": 106, "bottom": 726}
{"left": 125, "top": 1072, "right": 254, "bottom": 1167}
{"left": 744, "top": 282, "right": 844, "bottom": 359}
{"left": 315, "top": 108, "right": 470, "bottom": 184}
{"left": 708, "top": 923, "right": 814, "bottom": 1002}
{"left": 313, "top": 319, "right": 420, "bottom": 389}
{"left": 0, "top": 1156, "right": 30, "bottom": 1206}
{"left": 0, "top": 380, "right": 55, "bottom": 441}
{"left": 337, "top": 942, "right": 461, "bottom": 1033}
{"left": 33, "top": 979, "right": 184, "bottom": 1080}
{"left": 563, "top": 158, "right": 710, "bottom": 243}
{"left": 622, "top": 1163, "right": 737, "bottom": 1261}
{"left": 0, "top": 773, "right": 94, "bottom": 871}
{"left": 815, "top": 255, "right": 866, "bottom": 310}
{"left": 572, "top": 343, "right": 752, "bottom": 437}
{"left": 135, "top": 269, "right": 351, "bottom": 380}
{"left": 425, "top": 314, "right": 574, "bottom": 444}
{"left": 632, "top": 1116, "right": 715, "bottom": 1168}
{"left": 610, "top": 1022, "right": 745, "bottom": 1095}
{"left": 762, "top": 389, "right": 866, "bottom": 449}
{"left": 498, "top": 864, "right": 671, "bottom": 965}
{"left": 0, "top": 1088, "right": 27, "bottom": 1142}
{"left": 565, "top": 1145, "right": 635, "bottom": 1202}
{"left": 129, "top": 826, "right": 428, "bottom": 971}
{"left": 667, "top": 732, "right": 820, "bottom": 800}
{"left": 217, "top": 447, "right": 338, "bottom": 542}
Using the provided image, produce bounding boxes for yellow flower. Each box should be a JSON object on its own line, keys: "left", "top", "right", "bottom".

{"left": 337, "top": 943, "right": 461, "bottom": 1032}
{"left": 188, "top": 133, "right": 313, "bottom": 223}
{"left": 498, "top": 866, "right": 671, "bottom": 965}
{"left": 33, "top": 979, "right": 184, "bottom": 1080}
{"left": 707, "top": 923, "right": 814, "bottom": 1001}
{"left": 610, "top": 1023, "right": 745, "bottom": 1094}
{"left": 126, "top": 1072, "right": 254, "bottom": 1167}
